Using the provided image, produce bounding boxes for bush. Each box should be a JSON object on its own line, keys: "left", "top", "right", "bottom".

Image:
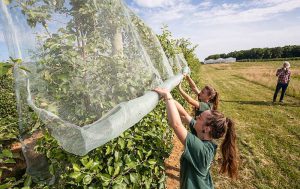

{"left": 33, "top": 100, "right": 174, "bottom": 188}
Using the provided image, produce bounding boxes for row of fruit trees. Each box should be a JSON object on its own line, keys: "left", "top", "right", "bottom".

{"left": 0, "top": 1, "right": 201, "bottom": 188}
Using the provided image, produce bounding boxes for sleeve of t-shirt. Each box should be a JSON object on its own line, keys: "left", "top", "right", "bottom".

{"left": 189, "top": 118, "right": 197, "bottom": 136}
{"left": 182, "top": 132, "right": 205, "bottom": 166}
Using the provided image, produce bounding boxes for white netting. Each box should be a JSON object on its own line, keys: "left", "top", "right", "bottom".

{"left": 0, "top": 0, "right": 189, "bottom": 156}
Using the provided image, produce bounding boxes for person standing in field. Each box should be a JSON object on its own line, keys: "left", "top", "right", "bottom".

{"left": 273, "top": 61, "right": 291, "bottom": 103}
{"left": 153, "top": 87, "right": 238, "bottom": 189}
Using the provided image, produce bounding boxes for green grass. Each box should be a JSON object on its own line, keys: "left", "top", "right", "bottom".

{"left": 209, "top": 61, "right": 300, "bottom": 99}
{"left": 192, "top": 62, "right": 300, "bottom": 189}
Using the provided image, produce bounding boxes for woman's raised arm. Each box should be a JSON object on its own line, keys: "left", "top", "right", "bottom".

{"left": 153, "top": 88, "right": 188, "bottom": 145}
{"left": 178, "top": 82, "right": 200, "bottom": 108}
{"left": 185, "top": 75, "right": 200, "bottom": 95}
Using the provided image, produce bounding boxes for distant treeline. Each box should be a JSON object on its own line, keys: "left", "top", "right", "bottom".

{"left": 237, "top": 57, "right": 300, "bottom": 62}
{"left": 205, "top": 45, "right": 300, "bottom": 60}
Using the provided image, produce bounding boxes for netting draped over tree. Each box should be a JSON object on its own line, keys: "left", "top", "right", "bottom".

{"left": 0, "top": 0, "right": 189, "bottom": 156}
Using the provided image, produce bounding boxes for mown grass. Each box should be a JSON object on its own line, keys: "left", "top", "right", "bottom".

{"left": 192, "top": 61, "right": 300, "bottom": 189}
{"left": 210, "top": 61, "right": 300, "bottom": 99}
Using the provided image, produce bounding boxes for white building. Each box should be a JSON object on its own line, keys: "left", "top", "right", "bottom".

{"left": 203, "top": 57, "right": 236, "bottom": 64}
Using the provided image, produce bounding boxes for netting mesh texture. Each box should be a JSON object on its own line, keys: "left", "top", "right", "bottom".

{"left": 0, "top": 0, "right": 189, "bottom": 156}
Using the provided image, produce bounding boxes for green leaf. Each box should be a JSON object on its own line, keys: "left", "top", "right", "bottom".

{"left": 9, "top": 57, "right": 22, "bottom": 64}
{"left": 24, "top": 175, "right": 32, "bottom": 186}
{"left": 106, "top": 146, "right": 111, "bottom": 155}
{"left": 114, "top": 151, "right": 119, "bottom": 162}
{"left": 145, "top": 179, "right": 151, "bottom": 189}
{"left": 137, "top": 150, "right": 143, "bottom": 159}
{"left": 112, "top": 182, "right": 126, "bottom": 189}
{"left": 2, "top": 149, "right": 13, "bottom": 158}
{"left": 108, "top": 166, "right": 113, "bottom": 176}
{"left": 43, "top": 70, "right": 52, "bottom": 81}
{"left": 4, "top": 159, "right": 16, "bottom": 163}
{"left": 90, "top": 161, "right": 100, "bottom": 171}
{"left": 154, "top": 166, "right": 159, "bottom": 176}
{"left": 0, "top": 63, "right": 13, "bottom": 76}
{"left": 19, "top": 66, "right": 31, "bottom": 73}
{"left": 125, "top": 161, "right": 137, "bottom": 169}
{"left": 127, "top": 140, "right": 133, "bottom": 149}
{"left": 83, "top": 159, "right": 93, "bottom": 169}
{"left": 31, "top": 121, "right": 40, "bottom": 132}
{"left": 69, "top": 172, "right": 82, "bottom": 180}
{"left": 148, "top": 159, "right": 156, "bottom": 165}
{"left": 100, "top": 173, "right": 111, "bottom": 182}
{"left": 100, "top": 174, "right": 111, "bottom": 187}
{"left": 158, "top": 174, "right": 165, "bottom": 183}
{"left": 57, "top": 73, "right": 68, "bottom": 82}
{"left": 49, "top": 164, "right": 54, "bottom": 175}
{"left": 114, "top": 175, "right": 123, "bottom": 184}
{"left": 72, "top": 163, "right": 81, "bottom": 172}
{"left": 0, "top": 183, "right": 12, "bottom": 189}
{"left": 102, "top": 181, "right": 110, "bottom": 187}
{"left": 80, "top": 156, "right": 89, "bottom": 166}
{"left": 113, "top": 166, "right": 120, "bottom": 177}
{"left": 129, "top": 173, "right": 138, "bottom": 183}
{"left": 83, "top": 175, "right": 92, "bottom": 185}
{"left": 146, "top": 150, "right": 152, "bottom": 158}
{"left": 118, "top": 138, "right": 125, "bottom": 149}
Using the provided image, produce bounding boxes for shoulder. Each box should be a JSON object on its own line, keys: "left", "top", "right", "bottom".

{"left": 185, "top": 133, "right": 216, "bottom": 152}
{"left": 185, "top": 133, "right": 204, "bottom": 149}
{"left": 183, "top": 134, "right": 217, "bottom": 161}
{"left": 199, "top": 101, "right": 211, "bottom": 110}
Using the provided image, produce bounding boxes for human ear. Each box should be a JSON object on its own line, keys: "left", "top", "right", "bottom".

{"left": 205, "top": 126, "right": 212, "bottom": 133}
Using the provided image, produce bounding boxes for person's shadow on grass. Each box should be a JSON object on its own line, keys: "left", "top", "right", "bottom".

{"left": 221, "top": 100, "right": 300, "bottom": 107}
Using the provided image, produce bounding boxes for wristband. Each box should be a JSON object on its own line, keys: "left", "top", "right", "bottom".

{"left": 164, "top": 97, "right": 173, "bottom": 101}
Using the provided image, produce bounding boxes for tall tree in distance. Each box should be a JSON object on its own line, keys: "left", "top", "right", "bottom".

{"left": 205, "top": 45, "right": 300, "bottom": 61}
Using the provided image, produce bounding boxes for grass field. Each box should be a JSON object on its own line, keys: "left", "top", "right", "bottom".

{"left": 210, "top": 61, "right": 300, "bottom": 98}
{"left": 193, "top": 61, "right": 300, "bottom": 189}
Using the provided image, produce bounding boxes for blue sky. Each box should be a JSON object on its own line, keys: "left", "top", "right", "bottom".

{"left": 1, "top": 0, "right": 300, "bottom": 61}
{"left": 125, "top": 0, "right": 300, "bottom": 60}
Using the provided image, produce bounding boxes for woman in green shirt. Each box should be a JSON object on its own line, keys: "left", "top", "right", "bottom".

{"left": 178, "top": 75, "right": 219, "bottom": 117}
{"left": 153, "top": 87, "right": 238, "bottom": 189}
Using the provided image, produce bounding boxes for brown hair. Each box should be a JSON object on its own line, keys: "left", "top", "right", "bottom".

{"left": 204, "top": 85, "right": 219, "bottom": 110}
{"left": 206, "top": 111, "right": 238, "bottom": 179}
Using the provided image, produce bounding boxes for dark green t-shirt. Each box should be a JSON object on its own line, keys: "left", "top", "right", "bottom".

{"left": 195, "top": 102, "right": 212, "bottom": 117}
{"left": 180, "top": 119, "right": 217, "bottom": 189}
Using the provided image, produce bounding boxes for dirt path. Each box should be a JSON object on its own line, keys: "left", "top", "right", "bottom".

{"left": 165, "top": 135, "right": 183, "bottom": 189}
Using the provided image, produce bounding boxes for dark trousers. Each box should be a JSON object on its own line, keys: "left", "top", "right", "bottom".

{"left": 273, "top": 83, "right": 288, "bottom": 102}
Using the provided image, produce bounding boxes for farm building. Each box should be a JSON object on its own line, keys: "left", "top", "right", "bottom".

{"left": 203, "top": 57, "right": 236, "bottom": 64}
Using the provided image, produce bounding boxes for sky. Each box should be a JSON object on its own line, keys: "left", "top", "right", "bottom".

{"left": 1, "top": 0, "right": 300, "bottom": 61}
{"left": 124, "top": 0, "right": 300, "bottom": 60}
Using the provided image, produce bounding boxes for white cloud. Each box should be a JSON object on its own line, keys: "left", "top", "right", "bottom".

{"left": 198, "top": 1, "right": 212, "bottom": 9}
{"left": 191, "top": 0, "right": 300, "bottom": 25}
{"left": 130, "top": 0, "right": 300, "bottom": 59}
{"left": 133, "top": 0, "right": 179, "bottom": 8}
{"left": 145, "top": 2, "right": 198, "bottom": 24}
{"left": 0, "top": 32, "right": 4, "bottom": 42}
